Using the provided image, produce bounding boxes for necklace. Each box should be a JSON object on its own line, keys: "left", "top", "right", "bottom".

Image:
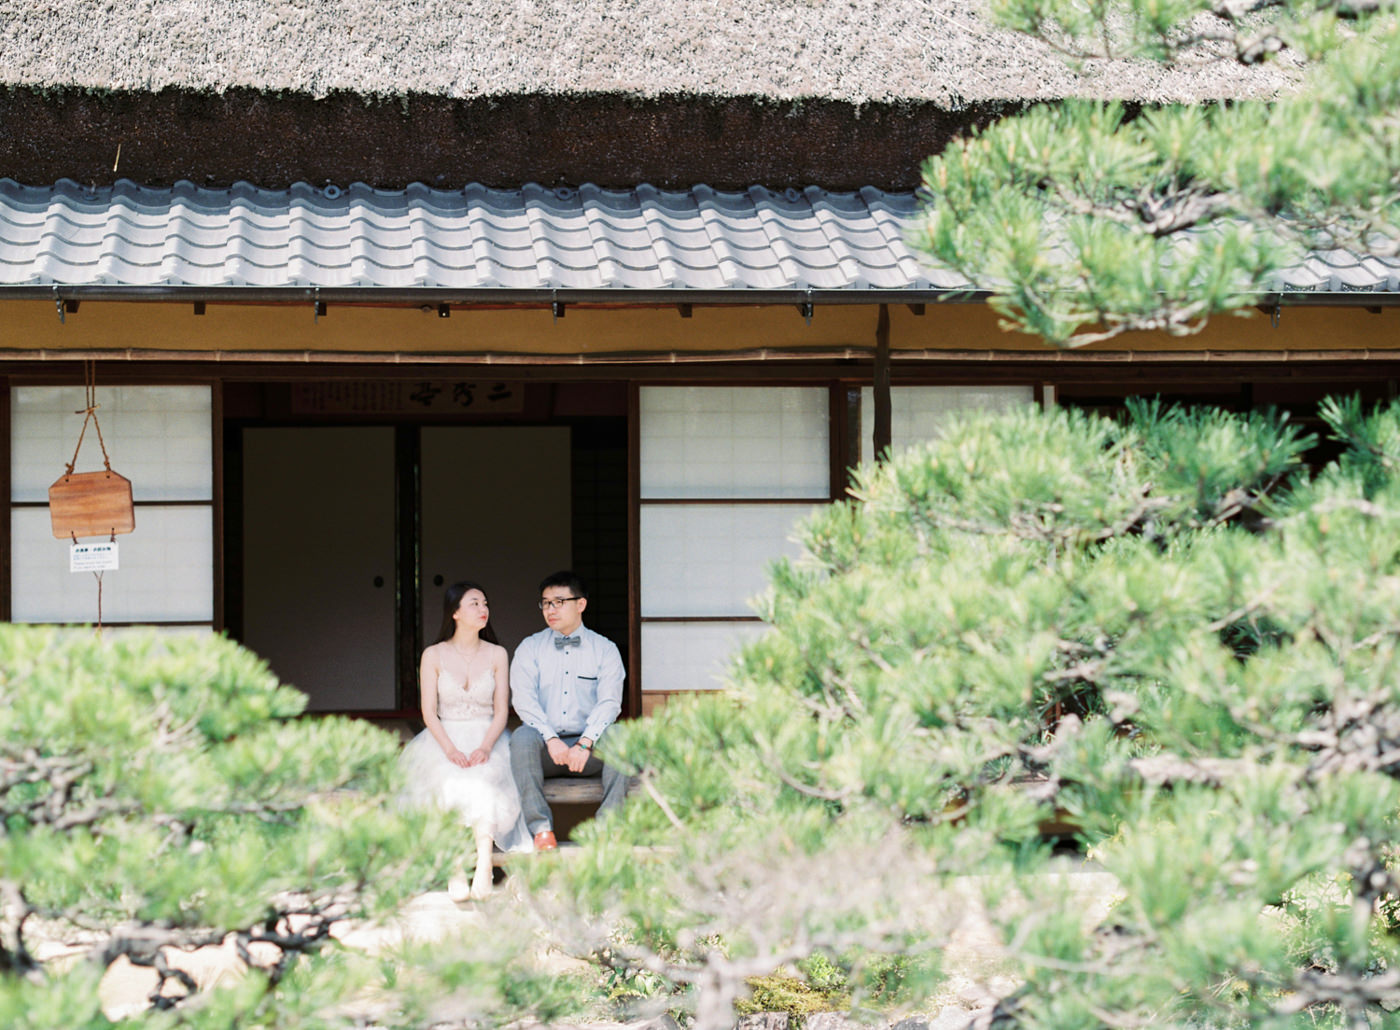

{"left": 451, "top": 639, "right": 483, "bottom": 663}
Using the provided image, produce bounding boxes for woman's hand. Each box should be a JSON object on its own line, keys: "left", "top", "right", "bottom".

{"left": 446, "top": 748, "right": 472, "bottom": 768}
{"left": 465, "top": 748, "right": 490, "bottom": 767}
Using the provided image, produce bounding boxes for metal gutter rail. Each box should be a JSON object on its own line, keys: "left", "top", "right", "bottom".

{"left": 4, "top": 285, "right": 1399, "bottom": 308}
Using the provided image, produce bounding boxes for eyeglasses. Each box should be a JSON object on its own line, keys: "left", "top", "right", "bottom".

{"left": 538, "top": 597, "right": 581, "bottom": 611}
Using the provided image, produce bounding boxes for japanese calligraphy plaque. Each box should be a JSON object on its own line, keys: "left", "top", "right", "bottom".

{"left": 48, "top": 471, "right": 136, "bottom": 539}
{"left": 289, "top": 381, "right": 524, "bottom": 415}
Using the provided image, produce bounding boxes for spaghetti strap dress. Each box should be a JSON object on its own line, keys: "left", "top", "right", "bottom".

{"left": 399, "top": 666, "right": 533, "bottom": 853}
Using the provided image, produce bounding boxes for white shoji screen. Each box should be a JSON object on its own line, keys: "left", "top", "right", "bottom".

{"left": 640, "top": 504, "right": 813, "bottom": 618}
{"left": 640, "top": 386, "right": 829, "bottom": 499}
{"left": 10, "top": 385, "right": 214, "bottom": 626}
{"left": 860, "top": 385, "right": 1036, "bottom": 465}
{"left": 638, "top": 386, "right": 829, "bottom": 696}
{"left": 640, "top": 621, "right": 771, "bottom": 693}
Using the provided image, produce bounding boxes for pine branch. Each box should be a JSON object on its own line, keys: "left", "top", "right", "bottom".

{"left": 0, "top": 880, "right": 38, "bottom": 976}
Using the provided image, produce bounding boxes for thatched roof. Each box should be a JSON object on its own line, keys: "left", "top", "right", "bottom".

{"left": 2, "top": 0, "right": 1290, "bottom": 108}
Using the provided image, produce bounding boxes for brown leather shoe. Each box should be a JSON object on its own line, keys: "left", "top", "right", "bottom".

{"left": 533, "top": 829, "right": 558, "bottom": 851}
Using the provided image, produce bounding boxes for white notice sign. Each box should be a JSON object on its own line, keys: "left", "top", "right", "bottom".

{"left": 71, "top": 541, "right": 119, "bottom": 573}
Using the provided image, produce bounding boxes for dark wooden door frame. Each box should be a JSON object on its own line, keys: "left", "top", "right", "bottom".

{"left": 0, "top": 378, "right": 9, "bottom": 624}
{"left": 224, "top": 418, "right": 414, "bottom": 717}
{"left": 225, "top": 407, "right": 630, "bottom": 718}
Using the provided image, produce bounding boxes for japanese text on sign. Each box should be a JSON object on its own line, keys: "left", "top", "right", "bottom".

{"left": 71, "top": 541, "right": 119, "bottom": 573}
{"left": 290, "top": 382, "right": 524, "bottom": 415}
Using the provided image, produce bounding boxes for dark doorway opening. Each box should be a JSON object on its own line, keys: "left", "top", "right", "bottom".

{"left": 223, "top": 380, "right": 630, "bottom": 716}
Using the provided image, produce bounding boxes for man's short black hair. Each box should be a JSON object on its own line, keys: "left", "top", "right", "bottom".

{"left": 539, "top": 570, "right": 588, "bottom": 600}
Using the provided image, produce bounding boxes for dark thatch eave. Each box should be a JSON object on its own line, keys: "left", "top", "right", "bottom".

{"left": 0, "top": 0, "right": 1295, "bottom": 191}
{"left": 0, "top": 87, "right": 1022, "bottom": 192}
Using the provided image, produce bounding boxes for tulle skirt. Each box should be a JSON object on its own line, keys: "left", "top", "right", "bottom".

{"left": 399, "top": 719, "right": 533, "bottom": 853}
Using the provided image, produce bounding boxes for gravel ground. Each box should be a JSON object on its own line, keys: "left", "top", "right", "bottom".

{"left": 32, "top": 863, "right": 1120, "bottom": 1027}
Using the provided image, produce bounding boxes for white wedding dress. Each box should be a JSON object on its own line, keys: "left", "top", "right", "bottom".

{"left": 399, "top": 666, "right": 533, "bottom": 853}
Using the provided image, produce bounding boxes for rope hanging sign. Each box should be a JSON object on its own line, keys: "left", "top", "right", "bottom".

{"left": 48, "top": 365, "right": 134, "bottom": 631}
{"left": 48, "top": 366, "right": 135, "bottom": 541}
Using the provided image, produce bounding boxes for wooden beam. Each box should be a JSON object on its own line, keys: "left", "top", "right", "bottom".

{"left": 829, "top": 383, "right": 847, "bottom": 499}
{"left": 395, "top": 427, "right": 421, "bottom": 713}
{"left": 873, "top": 304, "right": 892, "bottom": 461}
{"left": 541, "top": 778, "right": 607, "bottom": 805}
{"left": 0, "top": 377, "right": 9, "bottom": 623}
{"left": 210, "top": 380, "right": 226, "bottom": 634}
{"left": 626, "top": 382, "right": 642, "bottom": 716}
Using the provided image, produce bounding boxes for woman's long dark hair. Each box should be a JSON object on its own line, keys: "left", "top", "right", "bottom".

{"left": 435, "top": 580, "right": 501, "bottom": 646}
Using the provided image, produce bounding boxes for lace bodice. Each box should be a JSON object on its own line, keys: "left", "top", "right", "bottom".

{"left": 436, "top": 665, "right": 497, "bottom": 721}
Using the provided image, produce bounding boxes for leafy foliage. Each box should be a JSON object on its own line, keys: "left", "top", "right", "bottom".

{"left": 19, "top": 398, "right": 1400, "bottom": 1029}
{"left": 0, "top": 629, "right": 470, "bottom": 1026}
{"left": 910, "top": 0, "right": 1400, "bottom": 345}
{"left": 588, "top": 399, "right": 1400, "bottom": 1028}
{"left": 734, "top": 972, "right": 849, "bottom": 1025}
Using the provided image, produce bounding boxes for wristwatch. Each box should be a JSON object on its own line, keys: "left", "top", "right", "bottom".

{"left": 577, "top": 738, "right": 593, "bottom": 751}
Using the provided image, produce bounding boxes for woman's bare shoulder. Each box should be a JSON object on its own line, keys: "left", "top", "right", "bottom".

{"left": 486, "top": 641, "right": 509, "bottom": 660}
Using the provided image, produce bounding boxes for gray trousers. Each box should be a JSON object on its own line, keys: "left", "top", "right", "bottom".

{"left": 509, "top": 725, "right": 629, "bottom": 834}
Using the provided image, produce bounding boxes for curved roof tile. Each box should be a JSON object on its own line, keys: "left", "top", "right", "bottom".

{"left": 1, "top": 179, "right": 1397, "bottom": 298}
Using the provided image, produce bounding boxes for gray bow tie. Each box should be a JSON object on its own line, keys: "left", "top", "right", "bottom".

{"left": 554, "top": 634, "right": 580, "bottom": 650}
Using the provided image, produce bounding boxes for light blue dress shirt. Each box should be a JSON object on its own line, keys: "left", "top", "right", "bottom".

{"left": 510, "top": 622, "right": 625, "bottom": 744}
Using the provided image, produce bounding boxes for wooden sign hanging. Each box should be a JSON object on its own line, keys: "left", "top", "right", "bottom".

{"left": 49, "top": 364, "right": 136, "bottom": 541}
{"left": 49, "top": 470, "right": 135, "bottom": 539}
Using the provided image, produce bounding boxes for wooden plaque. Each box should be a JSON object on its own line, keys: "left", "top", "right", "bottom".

{"left": 48, "top": 471, "right": 135, "bottom": 539}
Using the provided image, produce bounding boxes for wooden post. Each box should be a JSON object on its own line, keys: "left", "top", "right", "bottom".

{"left": 873, "top": 303, "right": 892, "bottom": 462}
{"left": 626, "top": 382, "right": 642, "bottom": 718}
{"left": 0, "top": 378, "right": 8, "bottom": 623}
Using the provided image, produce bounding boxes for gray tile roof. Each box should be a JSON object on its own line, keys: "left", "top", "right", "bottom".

{"left": 0, "top": 179, "right": 962, "bottom": 294}
{"left": 1279, "top": 250, "right": 1400, "bottom": 292}
{"left": 1, "top": 179, "right": 1396, "bottom": 298}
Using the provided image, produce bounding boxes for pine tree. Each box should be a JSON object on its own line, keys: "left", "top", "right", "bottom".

{"left": 593, "top": 398, "right": 1400, "bottom": 1028}
{"left": 909, "top": 0, "right": 1400, "bottom": 346}
{"left": 19, "top": 401, "right": 1400, "bottom": 1029}
{"left": 0, "top": 629, "right": 464, "bottom": 1028}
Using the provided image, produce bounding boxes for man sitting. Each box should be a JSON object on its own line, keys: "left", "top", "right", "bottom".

{"left": 509, "top": 570, "right": 626, "bottom": 851}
